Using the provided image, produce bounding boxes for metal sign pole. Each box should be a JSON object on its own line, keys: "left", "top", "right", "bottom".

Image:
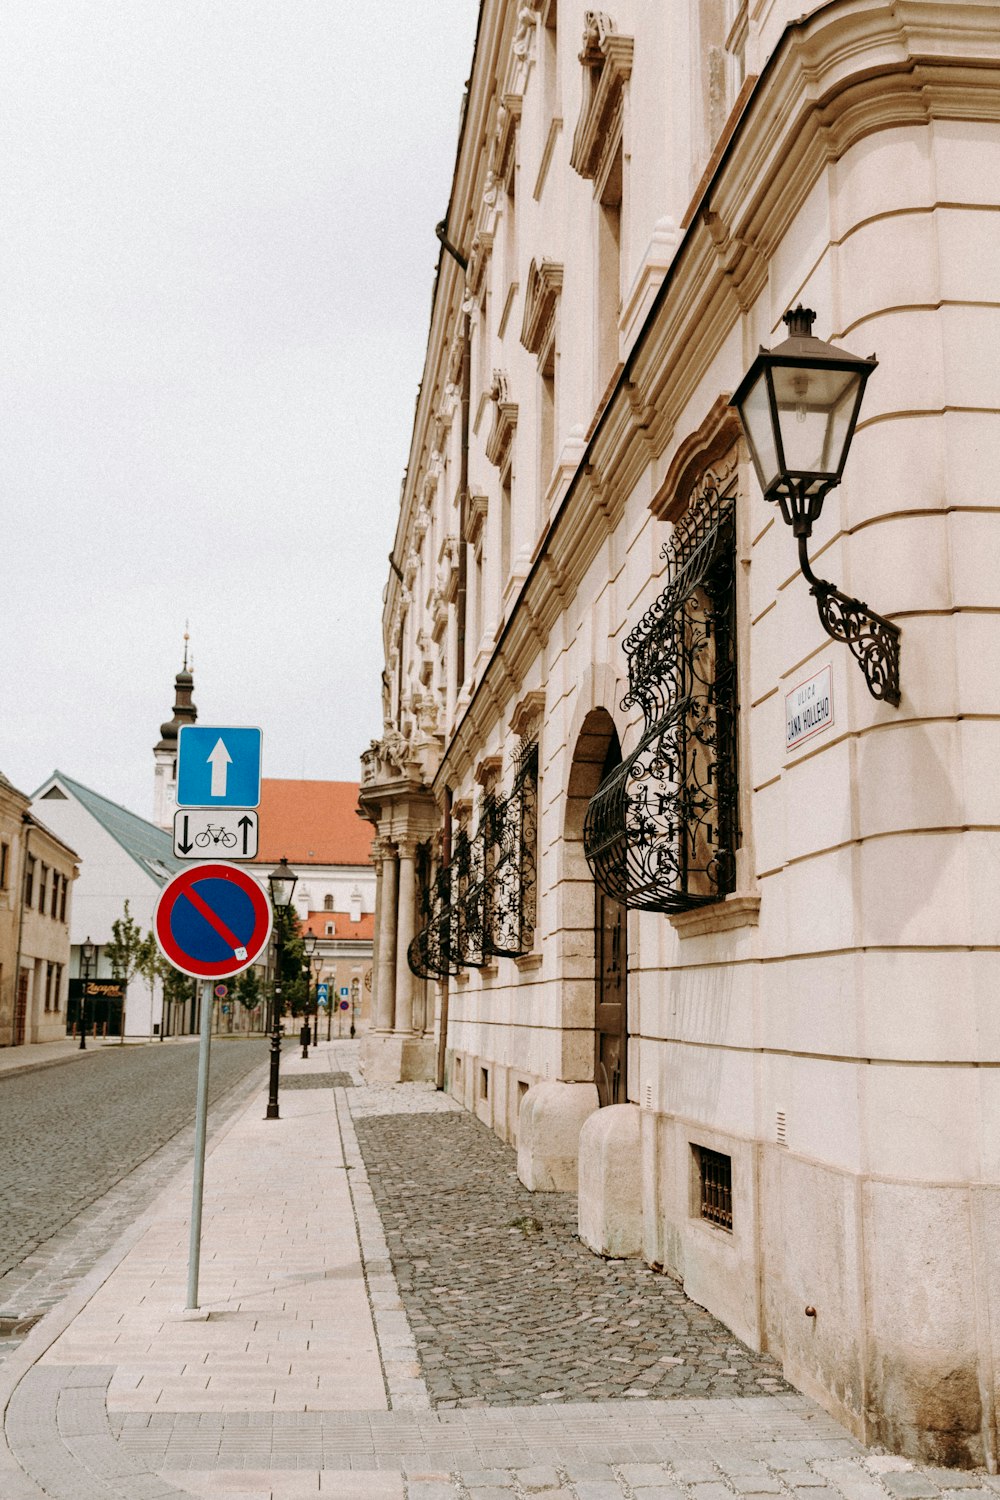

{"left": 186, "top": 981, "right": 214, "bottom": 1310}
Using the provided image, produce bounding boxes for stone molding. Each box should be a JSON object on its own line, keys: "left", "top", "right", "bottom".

{"left": 570, "top": 12, "right": 633, "bottom": 188}
{"left": 519, "top": 258, "right": 563, "bottom": 359}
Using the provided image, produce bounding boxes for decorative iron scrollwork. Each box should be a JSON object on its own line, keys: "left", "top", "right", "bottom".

{"left": 407, "top": 741, "right": 540, "bottom": 979}
{"left": 798, "top": 536, "right": 901, "bottom": 706}
{"left": 585, "top": 465, "right": 739, "bottom": 911}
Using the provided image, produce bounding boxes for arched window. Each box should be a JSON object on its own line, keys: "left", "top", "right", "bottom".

{"left": 323, "top": 894, "right": 334, "bottom": 911}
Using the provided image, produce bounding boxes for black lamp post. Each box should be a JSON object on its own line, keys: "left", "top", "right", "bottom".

{"left": 79, "top": 937, "right": 95, "bottom": 1050}
{"left": 731, "top": 306, "right": 900, "bottom": 705}
{"left": 301, "top": 931, "right": 317, "bottom": 1057}
{"left": 350, "top": 977, "right": 359, "bottom": 1040}
{"left": 265, "top": 857, "right": 298, "bottom": 1121}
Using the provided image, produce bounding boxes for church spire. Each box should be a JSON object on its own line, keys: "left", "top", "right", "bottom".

{"left": 152, "top": 632, "right": 198, "bottom": 827}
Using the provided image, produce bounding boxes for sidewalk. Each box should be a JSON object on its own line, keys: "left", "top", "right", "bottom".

{"left": 1, "top": 1041, "right": 995, "bottom": 1500}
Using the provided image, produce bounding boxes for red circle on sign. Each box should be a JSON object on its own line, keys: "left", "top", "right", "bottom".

{"left": 154, "top": 862, "right": 273, "bottom": 979}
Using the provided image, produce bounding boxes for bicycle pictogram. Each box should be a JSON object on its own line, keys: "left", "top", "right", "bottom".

{"left": 194, "top": 824, "right": 238, "bottom": 849}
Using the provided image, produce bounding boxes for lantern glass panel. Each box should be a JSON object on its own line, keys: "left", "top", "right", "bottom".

{"left": 268, "top": 863, "right": 297, "bottom": 908}
{"left": 739, "top": 370, "right": 781, "bottom": 495}
{"left": 771, "top": 364, "right": 860, "bottom": 478}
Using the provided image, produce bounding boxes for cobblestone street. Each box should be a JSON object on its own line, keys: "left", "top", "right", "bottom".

{"left": 354, "top": 1109, "right": 789, "bottom": 1408}
{"left": 1, "top": 1044, "right": 996, "bottom": 1500}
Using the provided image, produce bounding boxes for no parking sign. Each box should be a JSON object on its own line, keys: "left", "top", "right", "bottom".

{"left": 154, "top": 862, "right": 272, "bottom": 979}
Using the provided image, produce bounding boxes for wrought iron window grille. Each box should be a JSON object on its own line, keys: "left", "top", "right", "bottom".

{"left": 697, "top": 1145, "right": 733, "bottom": 1232}
{"left": 407, "top": 740, "right": 540, "bottom": 979}
{"left": 584, "top": 464, "right": 739, "bottom": 912}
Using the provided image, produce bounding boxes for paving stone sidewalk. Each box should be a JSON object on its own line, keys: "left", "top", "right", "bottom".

{"left": 2, "top": 1041, "right": 997, "bottom": 1500}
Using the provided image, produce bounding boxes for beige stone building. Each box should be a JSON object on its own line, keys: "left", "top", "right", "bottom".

{"left": 0, "top": 771, "right": 77, "bottom": 1045}
{"left": 360, "top": 0, "right": 1000, "bottom": 1466}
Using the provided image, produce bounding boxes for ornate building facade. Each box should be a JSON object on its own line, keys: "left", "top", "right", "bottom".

{"left": 360, "top": 0, "right": 1000, "bottom": 1465}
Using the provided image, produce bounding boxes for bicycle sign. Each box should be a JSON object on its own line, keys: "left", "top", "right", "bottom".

{"left": 172, "top": 808, "right": 259, "bottom": 861}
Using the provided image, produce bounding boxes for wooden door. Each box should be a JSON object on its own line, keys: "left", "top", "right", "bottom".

{"left": 14, "top": 970, "right": 28, "bottom": 1046}
{"left": 594, "top": 735, "right": 627, "bottom": 1106}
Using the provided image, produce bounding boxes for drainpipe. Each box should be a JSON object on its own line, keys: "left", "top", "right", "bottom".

{"left": 435, "top": 787, "right": 453, "bottom": 1092}
{"left": 12, "top": 819, "right": 31, "bottom": 1046}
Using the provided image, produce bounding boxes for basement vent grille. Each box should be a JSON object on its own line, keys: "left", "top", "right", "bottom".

{"left": 643, "top": 1083, "right": 653, "bottom": 1110}
{"left": 776, "top": 1109, "right": 787, "bottom": 1147}
{"left": 696, "top": 1146, "right": 733, "bottom": 1233}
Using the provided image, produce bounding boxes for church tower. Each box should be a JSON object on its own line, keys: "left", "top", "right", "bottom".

{"left": 153, "top": 635, "right": 197, "bottom": 829}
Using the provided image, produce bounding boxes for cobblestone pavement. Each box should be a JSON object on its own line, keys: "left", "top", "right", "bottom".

{"left": 0, "top": 1038, "right": 268, "bottom": 1358}
{"left": 353, "top": 1109, "right": 790, "bottom": 1408}
{"left": 3, "top": 1049, "right": 998, "bottom": 1500}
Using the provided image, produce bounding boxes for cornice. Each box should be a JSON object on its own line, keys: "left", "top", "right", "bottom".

{"left": 485, "top": 370, "right": 519, "bottom": 467}
{"left": 520, "top": 258, "right": 563, "bottom": 358}
{"left": 570, "top": 12, "right": 634, "bottom": 186}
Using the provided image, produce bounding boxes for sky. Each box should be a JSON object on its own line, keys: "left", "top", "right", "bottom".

{"left": 0, "top": 0, "right": 480, "bottom": 819}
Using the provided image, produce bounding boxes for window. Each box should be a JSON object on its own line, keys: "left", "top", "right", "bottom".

{"left": 520, "top": 259, "right": 562, "bottom": 515}
{"left": 584, "top": 449, "right": 740, "bottom": 911}
{"left": 59, "top": 877, "right": 67, "bottom": 923}
{"left": 51, "top": 874, "right": 60, "bottom": 919}
{"left": 0, "top": 843, "right": 8, "bottom": 889}
{"left": 53, "top": 963, "right": 63, "bottom": 1012}
{"left": 44, "top": 962, "right": 55, "bottom": 1011}
{"left": 500, "top": 462, "right": 513, "bottom": 582}
{"left": 325, "top": 922, "right": 334, "bottom": 936}
{"left": 38, "top": 864, "right": 48, "bottom": 913}
{"left": 695, "top": 1145, "right": 733, "bottom": 1232}
{"left": 569, "top": 13, "right": 632, "bottom": 400}
{"left": 23, "top": 856, "right": 35, "bottom": 908}
{"left": 323, "top": 894, "right": 334, "bottom": 911}
{"left": 597, "top": 146, "right": 623, "bottom": 393}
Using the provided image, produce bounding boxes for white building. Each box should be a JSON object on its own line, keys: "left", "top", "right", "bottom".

{"left": 31, "top": 770, "right": 185, "bottom": 1039}
{"left": 361, "top": 0, "right": 1000, "bottom": 1467}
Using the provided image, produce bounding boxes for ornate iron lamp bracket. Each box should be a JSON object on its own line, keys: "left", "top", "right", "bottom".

{"left": 797, "top": 531, "right": 900, "bottom": 707}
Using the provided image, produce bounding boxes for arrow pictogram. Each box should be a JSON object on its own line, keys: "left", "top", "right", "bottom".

{"left": 207, "top": 738, "right": 233, "bottom": 797}
{"left": 177, "top": 815, "right": 194, "bottom": 854}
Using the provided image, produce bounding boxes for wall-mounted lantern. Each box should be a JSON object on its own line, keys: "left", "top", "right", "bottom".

{"left": 731, "top": 307, "right": 900, "bottom": 705}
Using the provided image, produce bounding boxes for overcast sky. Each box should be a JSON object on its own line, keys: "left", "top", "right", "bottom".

{"left": 0, "top": 1, "right": 479, "bottom": 819}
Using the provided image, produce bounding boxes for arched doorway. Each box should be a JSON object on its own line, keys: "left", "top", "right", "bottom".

{"left": 562, "top": 706, "right": 628, "bottom": 1108}
{"left": 594, "top": 732, "right": 627, "bottom": 1106}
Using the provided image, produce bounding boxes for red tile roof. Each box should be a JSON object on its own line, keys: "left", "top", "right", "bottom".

{"left": 303, "top": 910, "right": 375, "bottom": 941}
{"left": 254, "top": 779, "right": 372, "bottom": 866}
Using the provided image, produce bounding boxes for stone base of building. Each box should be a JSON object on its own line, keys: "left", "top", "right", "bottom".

{"left": 360, "top": 1031, "right": 435, "bottom": 1085}
{"left": 517, "top": 1080, "right": 599, "bottom": 1191}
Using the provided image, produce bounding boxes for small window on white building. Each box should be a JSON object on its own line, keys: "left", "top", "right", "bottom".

{"left": 326, "top": 922, "right": 334, "bottom": 936}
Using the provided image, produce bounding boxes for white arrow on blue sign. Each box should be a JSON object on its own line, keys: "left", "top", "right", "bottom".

{"left": 177, "top": 726, "right": 262, "bottom": 809}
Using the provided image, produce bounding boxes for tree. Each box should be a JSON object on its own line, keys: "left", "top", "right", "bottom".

{"left": 234, "top": 965, "right": 263, "bottom": 1025}
{"left": 272, "top": 905, "right": 306, "bottom": 1017}
{"left": 135, "top": 930, "right": 165, "bottom": 1040}
{"left": 161, "top": 962, "right": 197, "bottom": 1035}
{"left": 104, "top": 900, "right": 147, "bottom": 1043}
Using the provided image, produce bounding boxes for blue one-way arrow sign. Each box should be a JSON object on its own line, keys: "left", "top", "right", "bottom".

{"left": 177, "top": 726, "right": 262, "bottom": 809}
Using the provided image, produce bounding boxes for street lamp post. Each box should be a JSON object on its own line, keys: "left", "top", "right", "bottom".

{"left": 301, "top": 932, "right": 317, "bottom": 1057}
{"left": 350, "top": 977, "right": 359, "bottom": 1040}
{"left": 265, "top": 858, "right": 298, "bottom": 1121}
{"left": 79, "top": 937, "right": 95, "bottom": 1050}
